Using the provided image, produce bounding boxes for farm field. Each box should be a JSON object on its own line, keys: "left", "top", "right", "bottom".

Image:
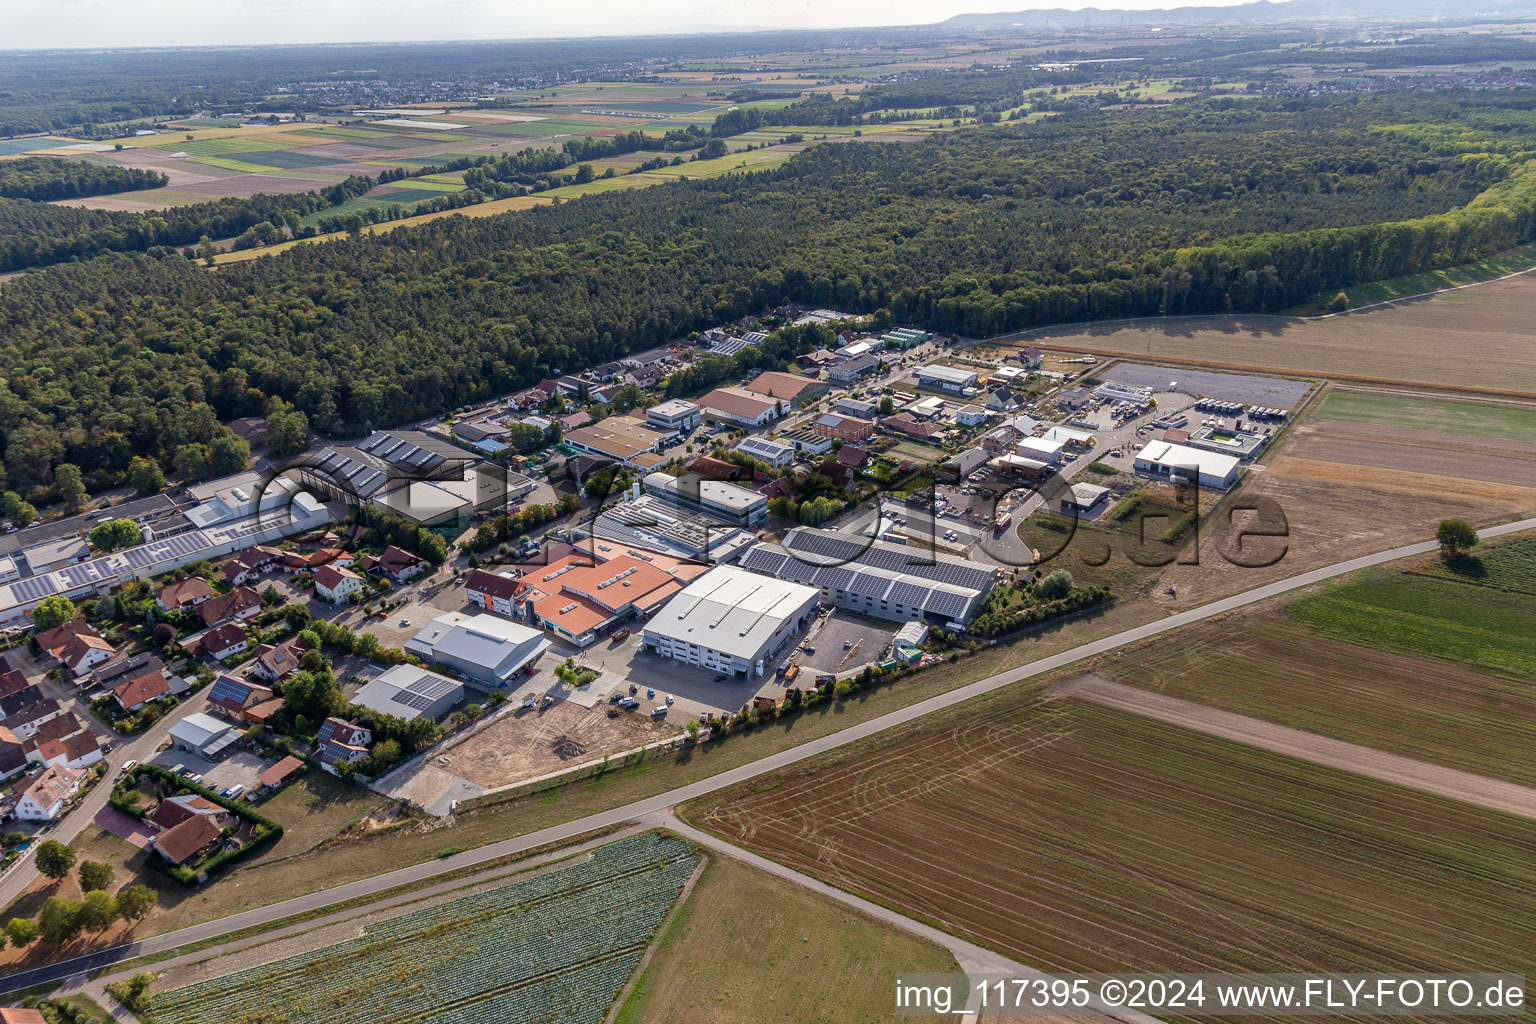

{"left": 1412, "top": 533, "right": 1536, "bottom": 594}
{"left": 614, "top": 853, "right": 959, "bottom": 1024}
{"left": 683, "top": 696, "right": 1536, "bottom": 1013}
{"left": 1287, "top": 569, "right": 1536, "bottom": 678}
{"left": 1088, "top": 613, "right": 1536, "bottom": 784}
{"left": 1315, "top": 389, "right": 1536, "bottom": 443}
{"left": 148, "top": 832, "right": 699, "bottom": 1024}
{"left": 1016, "top": 273, "right": 1536, "bottom": 394}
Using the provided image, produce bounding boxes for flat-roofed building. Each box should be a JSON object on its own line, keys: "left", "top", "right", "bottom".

{"left": 915, "top": 364, "right": 979, "bottom": 393}
{"left": 734, "top": 436, "right": 797, "bottom": 469}
{"left": 1016, "top": 436, "right": 1065, "bottom": 464}
{"left": 644, "top": 472, "right": 768, "bottom": 527}
{"left": 642, "top": 566, "right": 820, "bottom": 678}
{"left": 646, "top": 399, "right": 701, "bottom": 434}
{"left": 574, "top": 496, "right": 755, "bottom": 564}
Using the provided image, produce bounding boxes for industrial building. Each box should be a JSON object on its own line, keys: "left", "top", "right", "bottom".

{"left": 573, "top": 494, "right": 755, "bottom": 563}
{"left": 741, "top": 371, "right": 828, "bottom": 408}
{"left": 1061, "top": 483, "right": 1112, "bottom": 513}
{"left": 734, "top": 436, "right": 797, "bottom": 468}
{"left": 404, "top": 612, "right": 552, "bottom": 690}
{"left": 563, "top": 416, "right": 671, "bottom": 468}
{"left": 167, "top": 712, "right": 239, "bottom": 759}
{"left": 646, "top": 399, "right": 701, "bottom": 434}
{"left": 1186, "top": 423, "right": 1270, "bottom": 460}
{"left": 697, "top": 387, "right": 783, "bottom": 428}
{"left": 1016, "top": 436, "right": 1065, "bottom": 464}
{"left": 738, "top": 527, "right": 999, "bottom": 626}
{"left": 352, "top": 666, "right": 464, "bottom": 722}
{"left": 915, "top": 365, "right": 979, "bottom": 393}
{"left": 1134, "top": 440, "right": 1242, "bottom": 490}
{"left": 641, "top": 565, "right": 820, "bottom": 678}
{"left": 644, "top": 472, "right": 767, "bottom": 527}
{"left": 512, "top": 552, "right": 688, "bottom": 647}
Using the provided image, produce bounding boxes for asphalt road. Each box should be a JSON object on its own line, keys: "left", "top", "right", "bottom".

{"left": 5, "top": 515, "right": 1533, "bottom": 994}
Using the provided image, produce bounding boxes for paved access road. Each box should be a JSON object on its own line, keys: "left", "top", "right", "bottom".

{"left": 4, "top": 516, "right": 1533, "bottom": 995}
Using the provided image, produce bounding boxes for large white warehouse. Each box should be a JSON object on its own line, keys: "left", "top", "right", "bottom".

{"left": 641, "top": 566, "right": 819, "bottom": 678}
{"left": 1133, "top": 440, "right": 1242, "bottom": 490}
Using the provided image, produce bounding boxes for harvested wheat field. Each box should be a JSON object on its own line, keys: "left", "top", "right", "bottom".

{"left": 684, "top": 695, "right": 1536, "bottom": 1024}
{"left": 442, "top": 700, "right": 674, "bottom": 789}
{"left": 1004, "top": 273, "right": 1536, "bottom": 394}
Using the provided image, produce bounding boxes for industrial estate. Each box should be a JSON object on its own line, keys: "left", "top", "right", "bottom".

{"left": 0, "top": 5, "right": 1533, "bottom": 1023}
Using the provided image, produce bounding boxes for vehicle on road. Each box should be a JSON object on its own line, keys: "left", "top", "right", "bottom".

{"left": 118, "top": 759, "right": 136, "bottom": 776}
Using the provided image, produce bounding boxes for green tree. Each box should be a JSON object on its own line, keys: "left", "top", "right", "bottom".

{"left": 77, "top": 860, "right": 113, "bottom": 893}
{"left": 53, "top": 462, "right": 88, "bottom": 512}
{"left": 5, "top": 916, "right": 38, "bottom": 948}
{"left": 1436, "top": 518, "right": 1478, "bottom": 555}
{"left": 878, "top": 396, "right": 895, "bottom": 414}
{"left": 88, "top": 518, "right": 141, "bottom": 552}
{"left": 2, "top": 491, "right": 36, "bottom": 528}
{"left": 35, "top": 840, "right": 76, "bottom": 881}
{"left": 172, "top": 443, "right": 210, "bottom": 481}
{"left": 1035, "top": 569, "right": 1074, "bottom": 600}
{"left": 209, "top": 433, "right": 251, "bottom": 475}
{"left": 128, "top": 456, "right": 165, "bottom": 495}
{"left": 37, "top": 896, "right": 81, "bottom": 944}
{"left": 114, "top": 885, "right": 157, "bottom": 922}
{"left": 31, "top": 596, "right": 78, "bottom": 633}
{"left": 78, "top": 890, "right": 117, "bottom": 932}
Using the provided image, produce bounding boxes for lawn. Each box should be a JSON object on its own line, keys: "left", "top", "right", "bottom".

{"left": 1092, "top": 615, "right": 1536, "bottom": 785}
{"left": 1316, "top": 390, "right": 1536, "bottom": 443}
{"left": 1287, "top": 569, "right": 1536, "bottom": 678}
{"left": 615, "top": 852, "right": 958, "bottom": 1024}
{"left": 683, "top": 696, "right": 1536, "bottom": 1008}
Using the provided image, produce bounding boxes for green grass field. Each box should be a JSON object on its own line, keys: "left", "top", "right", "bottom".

{"left": 615, "top": 853, "right": 958, "bottom": 1024}
{"left": 1288, "top": 570, "right": 1536, "bottom": 678}
{"left": 1316, "top": 390, "right": 1536, "bottom": 442}
{"left": 186, "top": 156, "right": 276, "bottom": 173}
{"left": 1411, "top": 534, "right": 1536, "bottom": 595}
{"left": 1295, "top": 240, "right": 1536, "bottom": 313}
{"left": 164, "top": 136, "right": 314, "bottom": 157}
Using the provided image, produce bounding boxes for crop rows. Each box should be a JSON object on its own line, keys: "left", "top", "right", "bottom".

{"left": 150, "top": 833, "right": 697, "bottom": 1024}
{"left": 1410, "top": 537, "right": 1536, "bottom": 595}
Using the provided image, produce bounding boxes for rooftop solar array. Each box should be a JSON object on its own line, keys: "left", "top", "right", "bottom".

{"left": 779, "top": 528, "right": 997, "bottom": 591}
{"left": 739, "top": 543, "right": 986, "bottom": 622}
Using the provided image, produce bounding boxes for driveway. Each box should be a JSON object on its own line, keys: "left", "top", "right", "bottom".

{"left": 93, "top": 807, "right": 154, "bottom": 850}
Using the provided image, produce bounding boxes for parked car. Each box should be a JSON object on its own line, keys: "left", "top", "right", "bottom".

{"left": 646, "top": 687, "right": 655, "bottom": 699}
{"left": 186, "top": 773, "right": 203, "bottom": 784}
{"left": 618, "top": 698, "right": 640, "bottom": 711}
{"left": 665, "top": 695, "right": 675, "bottom": 706}
{"left": 118, "top": 759, "right": 137, "bottom": 777}
{"left": 611, "top": 627, "right": 630, "bottom": 642}
{"left": 170, "top": 764, "right": 186, "bottom": 777}
{"left": 608, "top": 692, "right": 624, "bottom": 705}
{"left": 712, "top": 674, "right": 727, "bottom": 682}
{"left": 222, "top": 784, "right": 244, "bottom": 800}
{"left": 650, "top": 705, "right": 668, "bottom": 720}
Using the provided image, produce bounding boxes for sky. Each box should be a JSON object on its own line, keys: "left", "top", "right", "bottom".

{"left": 8, "top": 0, "right": 1254, "bottom": 50}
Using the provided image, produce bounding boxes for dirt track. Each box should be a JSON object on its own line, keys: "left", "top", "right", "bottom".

{"left": 1054, "top": 674, "right": 1536, "bottom": 821}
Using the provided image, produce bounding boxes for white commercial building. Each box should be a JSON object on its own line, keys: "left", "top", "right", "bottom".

{"left": 1134, "top": 440, "right": 1242, "bottom": 490}
{"left": 642, "top": 566, "right": 820, "bottom": 678}
{"left": 733, "top": 436, "right": 797, "bottom": 469}
{"left": 643, "top": 472, "right": 767, "bottom": 527}
{"left": 168, "top": 712, "right": 239, "bottom": 758}
{"left": 1042, "top": 425, "right": 1096, "bottom": 448}
{"left": 404, "top": 612, "right": 552, "bottom": 690}
{"left": 646, "top": 399, "right": 701, "bottom": 434}
{"left": 1016, "top": 436, "right": 1065, "bottom": 464}
{"left": 915, "top": 364, "right": 979, "bottom": 393}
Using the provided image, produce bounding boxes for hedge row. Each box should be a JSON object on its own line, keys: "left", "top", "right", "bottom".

{"left": 121, "top": 764, "right": 284, "bottom": 887}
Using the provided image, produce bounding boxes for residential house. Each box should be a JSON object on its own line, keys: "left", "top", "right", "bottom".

{"left": 12, "top": 763, "right": 84, "bottom": 821}
{"left": 149, "top": 793, "right": 232, "bottom": 831}
{"left": 156, "top": 576, "right": 213, "bottom": 612}
{"left": 796, "top": 348, "right": 839, "bottom": 369}
{"left": 811, "top": 414, "right": 874, "bottom": 443}
{"left": 466, "top": 569, "right": 521, "bottom": 616}
{"left": 90, "top": 653, "right": 165, "bottom": 695}
{"left": 688, "top": 456, "right": 743, "bottom": 481}
{"left": 955, "top": 405, "right": 989, "bottom": 428}
{"left": 208, "top": 675, "right": 275, "bottom": 721}
{"left": 836, "top": 445, "right": 870, "bottom": 470}
{"left": 510, "top": 387, "right": 546, "bottom": 411}
{"left": 0, "top": 685, "right": 46, "bottom": 719}
{"left": 1010, "top": 346, "right": 1044, "bottom": 369}
{"left": 0, "top": 698, "right": 64, "bottom": 742}
{"left": 759, "top": 476, "right": 797, "bottom": 501}
{"left": 817, "top": 459, "right": 854, "bottom": 488}
{"left": 589, "top": 384, "right": 623, "bottom": 406}
{"left": 881, "top": 412, "right": 945, "bottom": 442}
{"left": 825, "top": 353, "right": 879, "bottom": 385}
{"left": 151, "top": 813, "right": 224, "bottom": 867}
{"left": 113, "top": 669, "right": 171, "bottom": 713}
{"left": 624, "top": 364, "right": 665, "bottom": 390}
{"left": 35, "top": 731, "right": 102, "bottom": 772}
{"left": 200, "top": 586, "right": 261, "bottom": 627}
{"left": 248, "top": 638, "right": 307, "bottom": 683}
{"left": 591, "top": 361, "right": 624, "bottom": 383}
{"left": 0, "top": 727, "right": 26, "bottom": 781}
{"left": 360, "top": 545, "right": 425, "bottom": 582}
{"left": 221, "top": 546, "right": 278, "bottom": 587}
{"left": 0, "top": 663, "right": 26, "bottom": 702}
{"left": 559, "top": 410, "right": 593, "bottom": 431}
{"left": 316, "top": 718, "right": 372, "bottom": 770}
{"left": 314, "top": 564, "right": 364, "bottom": 604}
{"left": 18, "top": 712, "right": 83, "bottom": 764}
{"left": 37, "top": 620, "right": 116, "bottom": 678}
{"left": 199, "top": 623, "right": 249, "bottom": 663}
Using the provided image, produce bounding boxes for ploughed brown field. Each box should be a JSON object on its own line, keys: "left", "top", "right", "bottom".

{"left": 1006, "top": 274, "right": 1536, "bottom": 394}
{"left": 683, "top": 694, "right": 1536, "bottom": 1024}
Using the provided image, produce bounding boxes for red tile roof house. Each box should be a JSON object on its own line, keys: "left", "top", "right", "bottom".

{"left": 150, "top": 812, "right": 224, "bottom": 867}
{"left": 881, "top": 412, "right": 946, "bottom": 442}
{"left": 313, "top": 564, "right": 364, "bottom": 604}
{"left": 199, "top": 586, "right": 262, "bottom": 627}
{"left": 371, "top": 545, "right": 426, "bottom": 582}
{"left": 35, "top": 731, "right": 102, "bottom": 772}
{"left": 221, "top": 546, "right": 279, "bottom": 587}
{"left": 0, "top": 665, "right": 28, "bottom": 702}
{"left": 36, "top": 620, "right": 116, "bottom": 678}
{"left": 198, "top": 623, "right": 250, "bottom": 663}
{"left": 316, "top": 718, "right": 372, "bottom": 771}
{"left": 466, "top": 569, "right": 521, "bottom": 616}
{"left": 19, "top": 712, "right": 84, "bottom": 764}
{"left": 12, "top": 763, "right": 84, "bottom": 821}
{"left": 156, "top": 576, "right": 213, "bottom": 612}
{"left": 149, "top": 793, "right": 233, "bottom": 831}
{"left": 113, "top": 668, "right": 171, "bottom": 712}
{"left": 248, "top": 637, "right": 309, "bottom": 683}
{"left": 207, "top": 674, "right": 275, "bottom": 720}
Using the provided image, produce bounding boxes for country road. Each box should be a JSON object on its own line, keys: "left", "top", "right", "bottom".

{"left": 3, "top": 515, "right": 1533, "bottom": 995}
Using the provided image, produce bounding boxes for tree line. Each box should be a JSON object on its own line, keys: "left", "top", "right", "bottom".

{"left": 0, "top": 157, "right": 167, "bottom": 201}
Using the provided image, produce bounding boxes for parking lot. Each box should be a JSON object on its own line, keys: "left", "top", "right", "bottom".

{"left": 795, "top": 614, "right": 895, "bottom": 678}
{"left": 149, "top": 747, "right": 268, "bottom": 796}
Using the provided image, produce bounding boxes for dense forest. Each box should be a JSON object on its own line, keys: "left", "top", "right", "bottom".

{"left": 2, "top": 91, "right": 1532, "bottom": 497}
{"left": 0, "top": 157, "right": 167, "bottom": 201}
{"left": 0, "top": 175, "right": 377, "bottom": 272}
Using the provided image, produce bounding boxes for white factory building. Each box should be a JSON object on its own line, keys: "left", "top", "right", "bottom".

{"left": 641, "top": 565, "right": 820, "bottom": 678}
{"left": 643, "top": 472, "right": 767, "bottom": 527}
{"left": 1133, "top": 440, "right": 1242, "bottom": 490}
{"left": 1015, "top": 436, "right": 1065, "bottom": 464}
{"left": 404, "top": 612, "right": 552, "bottom": 690}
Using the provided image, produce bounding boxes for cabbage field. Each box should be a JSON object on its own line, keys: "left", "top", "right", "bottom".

{"left": 149, "top": 833, "right": 699, "bottom": 1024}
